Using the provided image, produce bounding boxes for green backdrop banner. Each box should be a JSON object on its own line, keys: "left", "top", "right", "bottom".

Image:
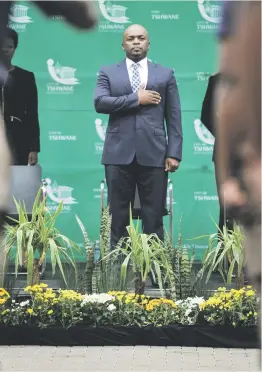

{"left": 9, "top": 0, "right": 221, "bottom": 260}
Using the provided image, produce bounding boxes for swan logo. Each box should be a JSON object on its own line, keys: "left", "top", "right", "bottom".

{"left": 194, "top": 119, "right": 214, "bottom": 145}
{"left": 8, "top": 4, "right": 33, "bottom": 32}
{"left": 95, "top": 118, "right": 107, "bottom": 154}
{"left": 198, "top": 0, "right": 222, "bottom": 23}
{"left": 46, "top": 59, "right": 79, "bottom": 94}
{"left": 193, "top": 119, "right": 214, "bottom": 155}
{"left": 197, "top": 0, "right": 222, "bottom": 32}
{"left": 44, "top": 178, "right": 78, "bottom": 211}
{"left": 98, "top": 0, "right": 131, "bottom": 32}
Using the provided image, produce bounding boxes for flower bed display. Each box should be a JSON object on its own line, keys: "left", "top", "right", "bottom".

{"left": 0, "top": 285, "right": 259, "bottom": 348}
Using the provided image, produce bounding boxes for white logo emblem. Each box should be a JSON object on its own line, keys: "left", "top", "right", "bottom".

{"left": 95, "top": 118, "right": 107, "bottom": 154}
{"left": 198, "top": 0, "right": 222, "bottom": 24}
{"left": 99, "top": 0, "right": 130, "bottom": 24}
{"left": 194, "top": 191, "right": 218, "bottom": 202}
{"left": 49, "top": 131, "right": 77, "bottom": 141}
{"left": 9, "top": 4, "right": 33, "bottom": 24}
{"left": 44, "top": 178, "right": 78, "bottom": 205}
{"left": 47, "top": 59, "right": 79, "bottom": 86}
{"left": 95, "top": 118, "right": 107, "bottom": 141}
{"left": 194, "top": 119, "right": 214, "bottom": 145}
{"left": 196, "top": 72, "right": 210, "bottom": 81}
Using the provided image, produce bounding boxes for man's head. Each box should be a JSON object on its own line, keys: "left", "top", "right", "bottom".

{"left": 216, "top": 2, "right": 261, "bottom": 292}
{"left": 122, "top": 24, "right": 149, "bottom": 61}
{"left": 1, "top": 28, "right": 18, "bottom": 65}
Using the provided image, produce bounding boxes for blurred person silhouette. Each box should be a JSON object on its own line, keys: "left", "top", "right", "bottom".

{"left": 201, "top": 72, "right": 235, "bottom": 232}
{"left": 1, "top": 28, "right": 40, "bottom": 166}
{"left": 216, "top": 1, "right": 261, "bottom": 295}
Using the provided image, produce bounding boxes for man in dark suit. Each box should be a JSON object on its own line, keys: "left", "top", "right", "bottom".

{"left": 201, "top": 73, "right": 233, "bottom": 232}
{"left": 94, "top": 24, "right": 182, "bottom": 247}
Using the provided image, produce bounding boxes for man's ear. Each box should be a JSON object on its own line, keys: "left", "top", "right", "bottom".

{"left": 148, "top": 41, "right": 150, "bottom": 50}
{"left": 122, "top": 42, "right": 125, "bottom": 52}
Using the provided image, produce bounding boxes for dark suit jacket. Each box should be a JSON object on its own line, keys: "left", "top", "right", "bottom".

{"left": 94, "top": 59, "right": 182, "bottom": 167}
{"left": 0, "top": 66, "right": 40, "bottom": 163}
{"left": 201, "top": 73, "right": 220, "bottom": 162}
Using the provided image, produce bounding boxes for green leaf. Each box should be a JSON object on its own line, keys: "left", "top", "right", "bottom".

{"left": 49, "top": 238, "right": 57, "bottom": 275}
{"left": 120, "top": 253, "right": 131, "bottom": 289}
{"left": 27, "top": 231, "right": 34, "bottom": 286}
{"left": 227, "top": 258, "right": 236, "bottom": 284}
{"left": 55, "top": 250, "right": 67, "bottom": 285}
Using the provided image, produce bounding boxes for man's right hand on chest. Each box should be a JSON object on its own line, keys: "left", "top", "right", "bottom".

{"left": 138, "top": 88, "right": 161, "bottom": 105}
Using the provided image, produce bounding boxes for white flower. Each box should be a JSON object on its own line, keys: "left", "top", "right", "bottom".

{"left": 107, "top": 304, "right": 116, "bottom": 311}
{"left": 81, "top": 293, "right": 115, "bottom": 306}
{"left": 185, "top": 309, "right": 192, "bottom": 317}
{"left": 20, "top": 300, "right": 30, "bottom": 307}
{"left": 177, "top": 296, "right": 204, "bottom": 308}
{"left": 175, "top": 296, "right": 204, "bottom": 325}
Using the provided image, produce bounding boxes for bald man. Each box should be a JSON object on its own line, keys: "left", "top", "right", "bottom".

{"left": 94, "top": 24, "right": 182, "bottom": 250}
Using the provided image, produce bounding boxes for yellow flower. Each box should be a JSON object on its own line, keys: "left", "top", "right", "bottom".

{"left": 47, "top": 310, "right": 53, "bottom": 315}
{"left": 24, "top": 283, "right": 48, "bottom": 294}
{"left": 232, "top": 322, "right": 236, "bottom": 326}
{"left": 254, "top": 312, "right": 258, "bottom": 317}
{"left": 0, "top": 288, "right": 9, "bottom": 297}
{"left": 27, "top": 308, "right": 33, "bottom": 315}
{"left": 58, "top": 290, "right": 83, "bottom": 301}
{"left": 145, "top": 298, "right": 176, "bottom": 311}
{"left": 0, "top": 298, "right": 6, "bottom": 305}
{"left": 246, "top": 290, "right": 255, "bottom": 297}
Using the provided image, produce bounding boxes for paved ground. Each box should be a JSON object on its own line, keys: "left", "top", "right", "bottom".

{"left": 0, "top": 346, "right": 260, "bottom": 371}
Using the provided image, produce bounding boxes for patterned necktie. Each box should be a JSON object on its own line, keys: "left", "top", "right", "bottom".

{"left": 131, "top": 63, "right": 141, "bottom": 92}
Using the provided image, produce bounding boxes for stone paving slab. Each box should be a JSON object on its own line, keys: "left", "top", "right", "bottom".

{"left": 0, "top": 346, "right": 260, "bottom": 371}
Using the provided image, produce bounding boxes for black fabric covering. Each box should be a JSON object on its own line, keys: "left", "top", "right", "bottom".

{"left": 0, "top": 325, "right": 258, "bottom": 348}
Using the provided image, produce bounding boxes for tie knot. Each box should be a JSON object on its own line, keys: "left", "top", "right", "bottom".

{"left": 133, "top": 63, "right": 139, "bottom": 70}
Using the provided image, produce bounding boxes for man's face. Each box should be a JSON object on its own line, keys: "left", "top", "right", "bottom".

{"left": 1, "top": 37, "right": 15, "bottom": 64}
{"left": 122, "top": 25, "right": 149, "bottom": 61}
{"left": 217, "top": 4, "right": 261, "bottom": 291}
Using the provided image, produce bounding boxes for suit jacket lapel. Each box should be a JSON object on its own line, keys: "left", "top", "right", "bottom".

{"left": 146, "top": 61, "right": 156, "bottom": 90}
{"left": 117, "top": 59, "right": 132, "bottom": 94}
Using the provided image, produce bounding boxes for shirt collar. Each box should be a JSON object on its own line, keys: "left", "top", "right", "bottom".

{"left": 126, "top": 57, "right": 148, "bottom": 70}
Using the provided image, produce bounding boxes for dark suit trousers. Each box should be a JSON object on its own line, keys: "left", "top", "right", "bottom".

{"left": 105, "top": 157, "right": 168, "bottom": 248}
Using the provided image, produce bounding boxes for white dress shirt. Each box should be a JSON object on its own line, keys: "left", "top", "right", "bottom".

{"left": 126, "top": 57, "right": 148, "bottom": 89}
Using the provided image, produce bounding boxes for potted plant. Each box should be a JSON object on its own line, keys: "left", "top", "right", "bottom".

{"left": 2, "top": 189, "right": 80, "bottom": 286}
{"left": 107, "top": 207, "right": 174, "bottom": 295}
{"left": 194, "top": 220, "right": 245, "bottom": 289}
